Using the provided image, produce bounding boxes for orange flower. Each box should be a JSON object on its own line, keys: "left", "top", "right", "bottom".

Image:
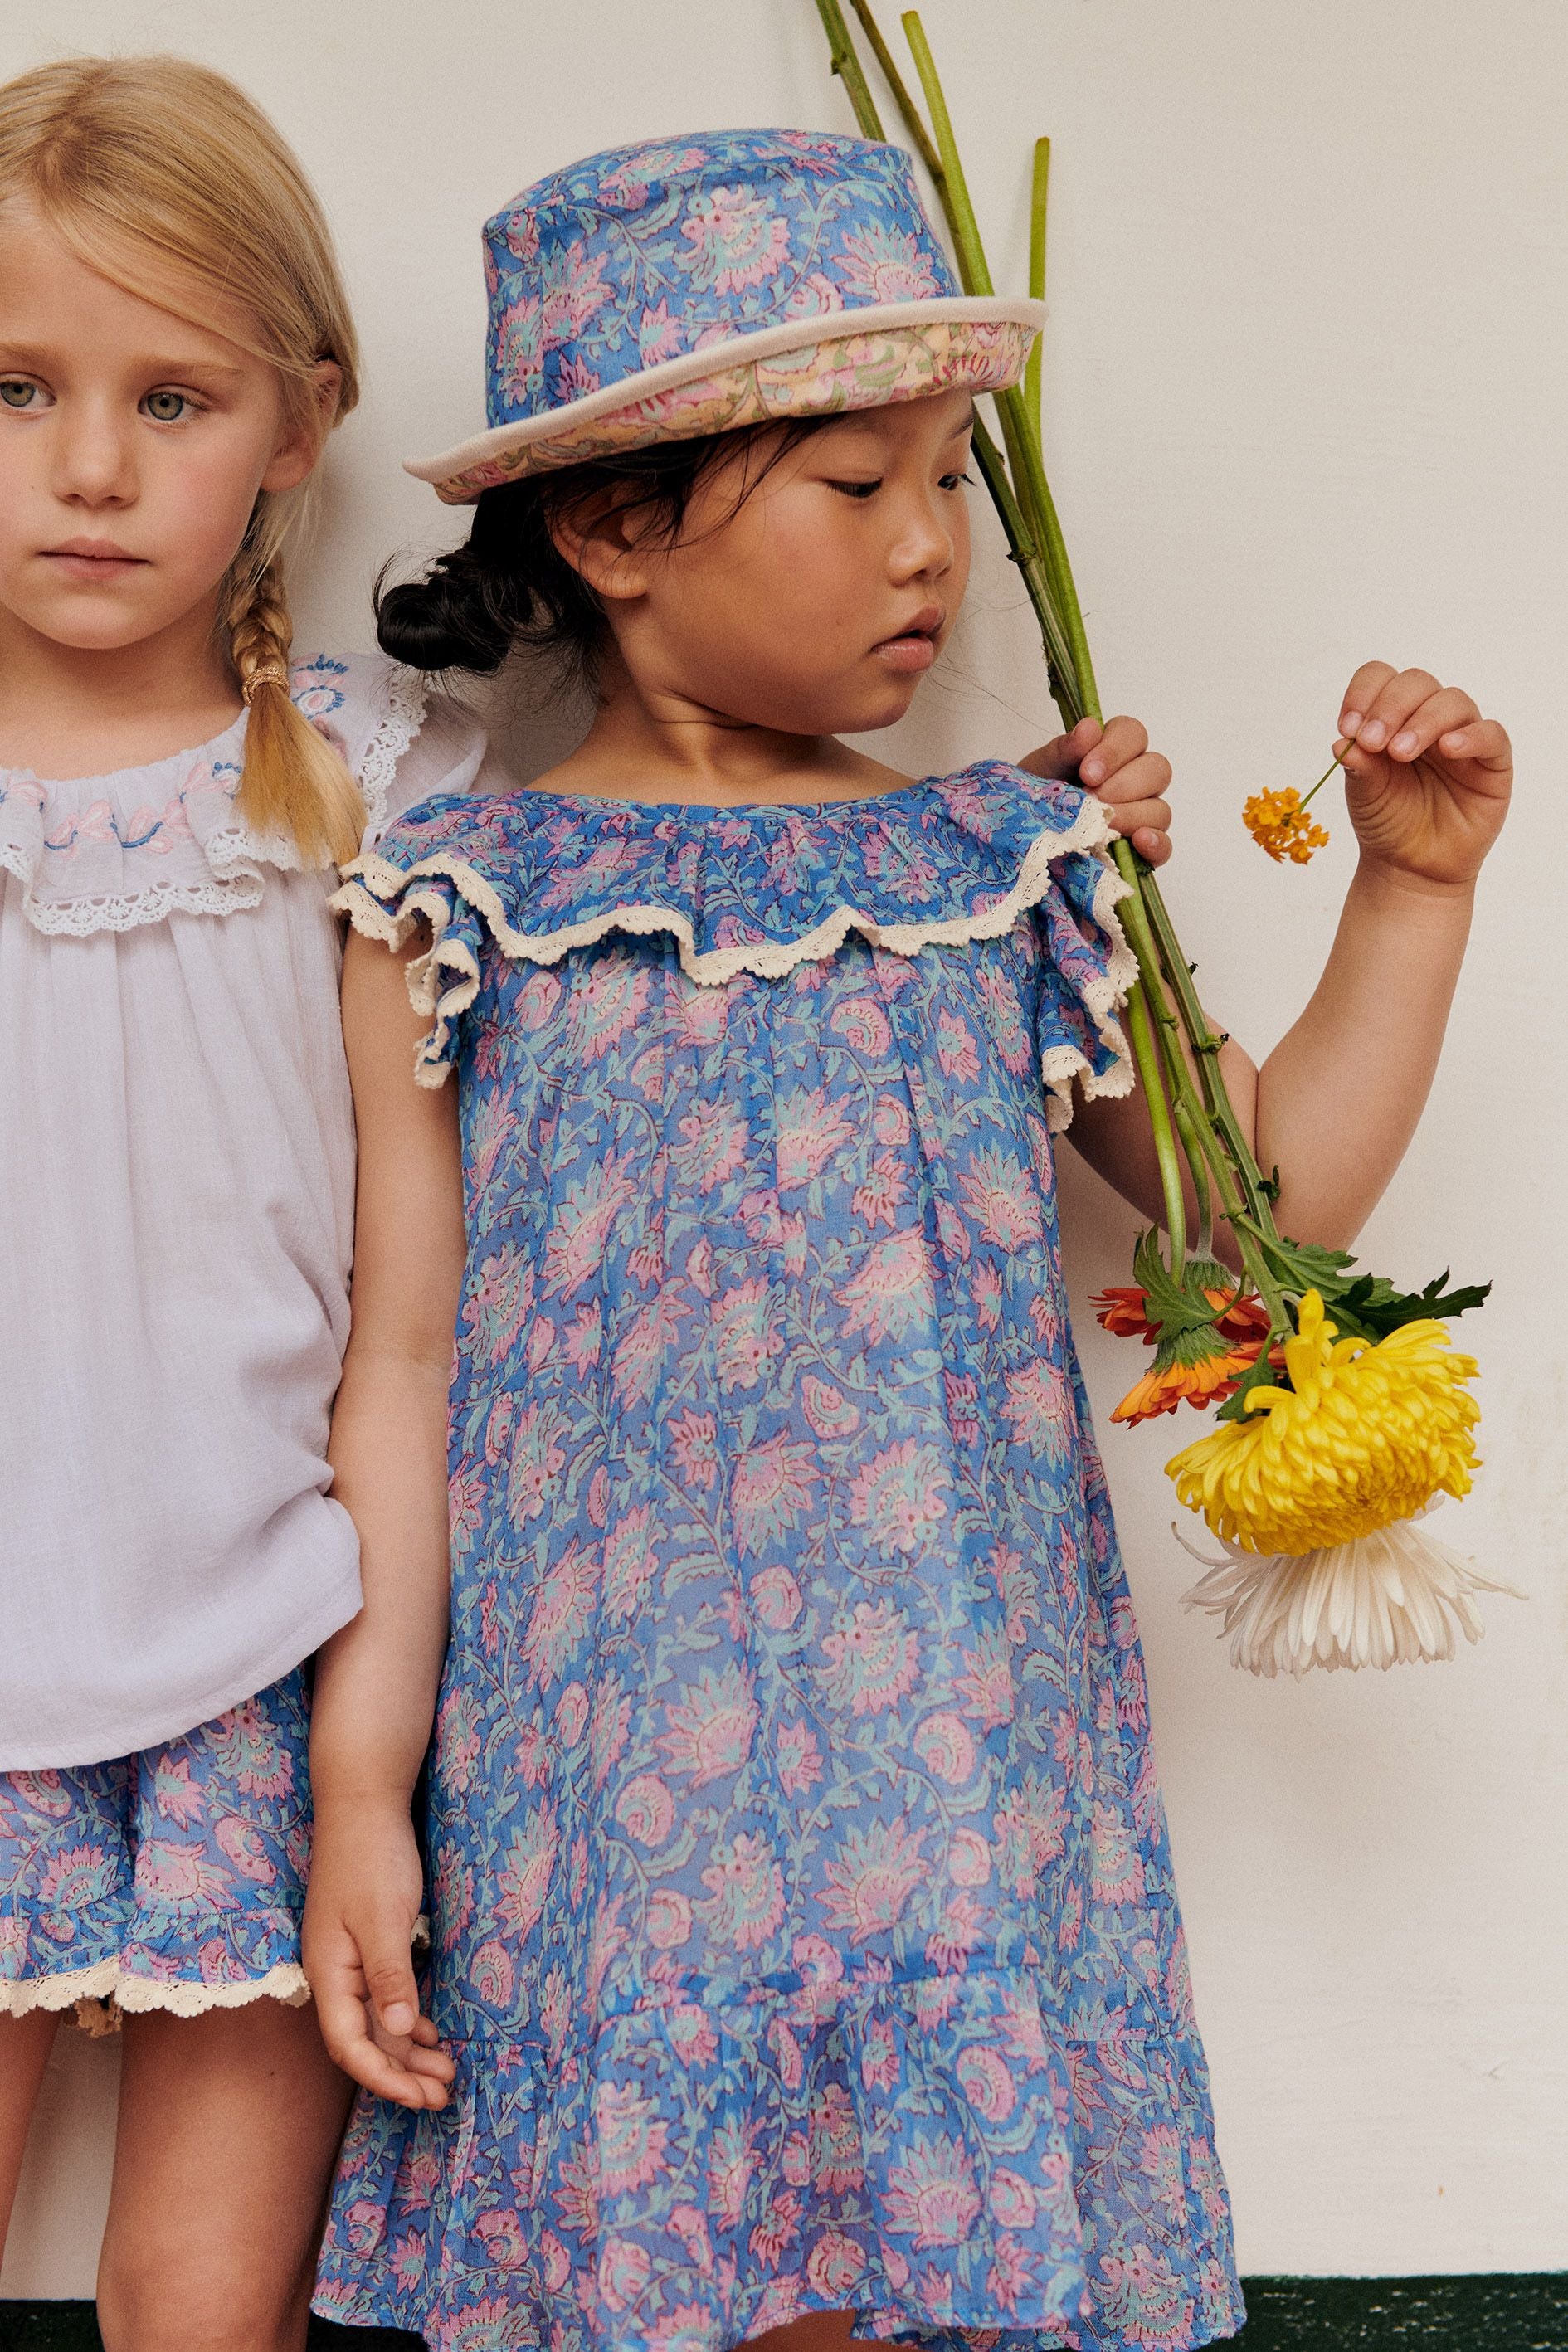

{"left": 1096, "top": 1273, "right": 1276, "bottom": 1425}
{"left": 1111, "top": 1339, "right": 1264, "bottom": 1424}
{"left": 1094, "top": 1283, "right": 1271, "bottom": 1347}
{"left": 1243, "top": 786, "right": 1330, "bottom": 864}
{"left": 1093, "top": 1286, "right": 1158, "bottom": 1340}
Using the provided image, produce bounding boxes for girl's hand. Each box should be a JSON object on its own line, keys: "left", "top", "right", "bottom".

{"left": 1336, "top": 663, "right": 1512, "bottom": 891}
{"left": 302, "top": 1804, "right": 455, "bottom": 2111}
{"left": 1018, "top": 714, "right": 1174, "bottom": 865}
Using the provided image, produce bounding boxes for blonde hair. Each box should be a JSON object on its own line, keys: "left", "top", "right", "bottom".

{"left": 0, "top": 56, "right": 365, "bottom": 864}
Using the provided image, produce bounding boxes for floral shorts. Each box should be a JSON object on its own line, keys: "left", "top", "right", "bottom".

{"left": 0, "top": 1668, "right": 313, "bottom": 2024}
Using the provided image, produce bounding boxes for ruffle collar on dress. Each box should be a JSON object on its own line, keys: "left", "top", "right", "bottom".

{"left": 334, "top": 761, "right": 1140, "bottom": 1107}
{"left": 0, "top": 656, "right": 427, "bottom": 938}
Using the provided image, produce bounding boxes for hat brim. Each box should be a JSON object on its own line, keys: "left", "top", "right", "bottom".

{"left": 409, "top": 297, "right": 1045, "bottom": 504}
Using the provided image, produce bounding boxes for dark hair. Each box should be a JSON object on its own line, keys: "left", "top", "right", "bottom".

{"left": 376, "top": 421, "right": 830, "bottom": 688}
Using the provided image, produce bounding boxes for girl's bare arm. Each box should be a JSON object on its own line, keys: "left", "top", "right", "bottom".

{"left": 303, "top": 928, "right": 466, "bottom": 2109}
{"left": 1069, "top": 666, "right": 1510, "bottom": 1252}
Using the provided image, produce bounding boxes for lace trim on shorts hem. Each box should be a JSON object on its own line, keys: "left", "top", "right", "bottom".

{"left": 0, "top": 1957, "right": 310, "bottom": 2032}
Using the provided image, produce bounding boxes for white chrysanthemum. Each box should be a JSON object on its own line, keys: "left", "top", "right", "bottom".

{"left": 1176, "top": 1515, "right": 1517, "bottom": 1678}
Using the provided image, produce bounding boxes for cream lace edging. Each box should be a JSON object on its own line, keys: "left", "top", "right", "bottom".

{"left": 333, "top": 791, "right": 1139, "bottom": 1131}
{"left": 3, "top": 663, "right": 430, "bottom": 940}
{"left": 1, "top": 1957, "right": 309, "bottom": 2034}
{"left": 353, "top": 662, "right": 430, "bottom": 841}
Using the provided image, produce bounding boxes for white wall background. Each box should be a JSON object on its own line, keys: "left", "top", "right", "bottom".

{"left": 2, "top": 0, "right": 1563, "bottom": 2299}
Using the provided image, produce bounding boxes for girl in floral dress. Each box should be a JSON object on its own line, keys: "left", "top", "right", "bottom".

{"left": 307, "top": 133, "right": 1511, "bottom": 2352}
{"left": 0, "top": 56, "right": 488, "bottom": 2343}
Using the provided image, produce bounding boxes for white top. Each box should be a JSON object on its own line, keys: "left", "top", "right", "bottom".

{"left": 0, "top": 652, "right": 490, "bottom": 1770}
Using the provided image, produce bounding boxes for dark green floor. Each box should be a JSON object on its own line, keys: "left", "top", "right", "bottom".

{"left": 3, "top": 2277, "right": 1566, "bottom": 2350}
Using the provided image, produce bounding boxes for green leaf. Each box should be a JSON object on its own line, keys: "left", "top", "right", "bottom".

{"left": 1327, "top": 1270, "right": 1492, "bottom": 1340}
{"left": 1214, "top": 1351, "right": 1280, "bottom": 1424}
{"left": 1132, "top": 1233, "right": 1245, "bottom": 1350}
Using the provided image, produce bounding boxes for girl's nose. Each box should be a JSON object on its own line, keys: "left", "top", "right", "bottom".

{"left": 50, "top": 397, "right": 137, "bottom": 509}
{"left": 888, "top": 494, "right": 955, "bottom": 586}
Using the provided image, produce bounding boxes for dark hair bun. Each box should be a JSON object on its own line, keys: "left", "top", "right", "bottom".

{"left": 375, "top": 485, "right": 545, "bottom": 676}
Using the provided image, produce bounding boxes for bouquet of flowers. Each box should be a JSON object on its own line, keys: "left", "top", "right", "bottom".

{"left": 812, "top": 1, "right": 1507, "bottom": 1675}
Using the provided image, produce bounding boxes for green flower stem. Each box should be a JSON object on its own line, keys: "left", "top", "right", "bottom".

{"left": 1136, "top": 869, "right": 1281, "bottom": 1241}
{"left": 1123, "top": 980, "right": 1187, "bottom": 1273}
{"left": 1026, "top": 137, "right": 1049, "bottom": 429}
{"left": 1174, "top": 1092, "right": 1216, "bottom": 1259}
{"left": 850, "top": 0, "right": 942, "bottom": 173}
{"left": 902, "top": 13, "right": 996, "bottom": 295}
{"left": 1001, "top": 387, "right": 1101, "bottom": 721}
{"left": 815, "top": 0, "right": 887, "bottom": 136}
{"left": 970, "top": 416, "right": 1078, "bottom": 711}
{"left": 816, "top": 1, "right": 1293, "bottom": 1325}
{"left": 1298, "top": 753, "right": 1340, "bottom": 814}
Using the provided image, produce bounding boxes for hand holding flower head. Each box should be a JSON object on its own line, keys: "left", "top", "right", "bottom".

{"left": 1335, "top": 661, "right": 1512, "bottom": 891}
{"left": 815, "top": 0, "right": 1512, "bottom": 1675}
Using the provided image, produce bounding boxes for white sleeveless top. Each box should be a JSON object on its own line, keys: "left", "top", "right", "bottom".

{"left": 0, "top": 653, "right": 490, "bottom": 1770}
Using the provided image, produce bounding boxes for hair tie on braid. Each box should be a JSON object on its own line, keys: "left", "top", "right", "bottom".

{"left": 241, "top": 662, "right": 290, "bottom": 703}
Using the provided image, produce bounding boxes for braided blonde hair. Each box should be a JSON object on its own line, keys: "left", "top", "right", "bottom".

{"left": 0, "top": 56, "right": 365, "bottom": 864}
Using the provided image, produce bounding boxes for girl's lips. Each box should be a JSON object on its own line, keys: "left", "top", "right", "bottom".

{"left": 41, "top": 543, "right": 146, "bottom": 582}
{"left": 872, "top": 606, "right": 944, "bottom": 672}
{"left": 873, "top": 632, "right": 939, "bottom": 673}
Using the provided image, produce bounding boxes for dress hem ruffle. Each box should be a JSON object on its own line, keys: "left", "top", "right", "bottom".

{"left": 314, "top": 2276, "right": 1246, "bottom": 2352}
{"left": 315, "top": 1965, "right": 1242, "bottom": 2352}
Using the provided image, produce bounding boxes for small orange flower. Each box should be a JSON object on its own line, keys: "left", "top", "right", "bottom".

{"left": 1243, "top": 786, "right": 1330, "bottom": 865}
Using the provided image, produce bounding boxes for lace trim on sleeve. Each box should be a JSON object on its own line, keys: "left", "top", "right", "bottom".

{"left": 333, "top": 786, "right": 1137, "bottom": 1109}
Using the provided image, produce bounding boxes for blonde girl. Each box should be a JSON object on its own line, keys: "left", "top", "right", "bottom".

{"left": 0, "top": 55, "right": 485, "bottom": 2346}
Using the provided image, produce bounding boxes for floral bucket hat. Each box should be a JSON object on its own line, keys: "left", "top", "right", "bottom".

{"left": 411, "top": 127, "right": 1045, "bottom": 504}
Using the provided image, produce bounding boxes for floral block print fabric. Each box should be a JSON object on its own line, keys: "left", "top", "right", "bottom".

{"left": 0, "top": 1668, "right": 313, "bottom": 2019}
{"left": 315, "top": 768, "right": 1244, "bottom": 2352}
{"left": 457, "top": 319, "right": 1037, "bottom": 494}
{"left": 485, "top": 132, "right": 963, "bottom": 431}
{"left": 420, "top": 131, "right": 1040, "bottom": 498}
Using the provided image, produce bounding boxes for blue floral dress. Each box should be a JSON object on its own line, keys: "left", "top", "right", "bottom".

{"left": 315, "top": 766, "right": 1244, "bottom": 2352}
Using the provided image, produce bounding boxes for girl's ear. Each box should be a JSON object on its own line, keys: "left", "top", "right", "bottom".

{"left": 548, "top": 487, "right": 654, "bottom": 606}
{"left": 262, "top": 358, "right": 344, "bottom": 495}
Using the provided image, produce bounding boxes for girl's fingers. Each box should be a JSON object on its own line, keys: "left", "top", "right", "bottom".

{"left": 312, "top": 1965, "right": 376, "bottom": 2079}
{"left": 1436, "top": 716, "right": 1512, "bottom": 778}
{"left": 1103, "top": 794, "right": 1172, "bottom": 837}
{"left": 1079, "top": 714, "right": 1150, "bottom": 786}
{"left": 357, "top": 1911, "right": 424, "bottom": 2038}
{"left": 1377, "top": 686, "right": 1479, "bottom": 762}
{"left": 1016, "top": 714, "right": 1101, "bottom": 782}
{"left": 313, "top": 1970, "right": 447, "bottom": 2107}
{"left": 1343, "top": 666, "right": 1442, "bottom": 752}
{"left": 1090, "top": 756, "right": 1172, "bottom": 813}
{"left": 1338, "top": 660, "right": 1397, "bottom": 737}
{"left": 1127, "top": 824, "right": 1172, "bottom": 867}
{"left": 402, "top": 2038, "right": 459, "bottom": 2086}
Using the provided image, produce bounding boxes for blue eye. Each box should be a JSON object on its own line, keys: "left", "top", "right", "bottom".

{"left": 143, "top": 388, "right": 192, "bottom": 422}
{"left": 0, "top": 377, "right": 41, "bottom": 411}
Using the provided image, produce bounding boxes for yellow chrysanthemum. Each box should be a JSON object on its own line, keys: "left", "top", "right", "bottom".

{"left": 1242, "top": 786, "right": 1330, "bottom": 864}
{"left": 1166, "top": 1291, "right": 1480, "bottom": 1555}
